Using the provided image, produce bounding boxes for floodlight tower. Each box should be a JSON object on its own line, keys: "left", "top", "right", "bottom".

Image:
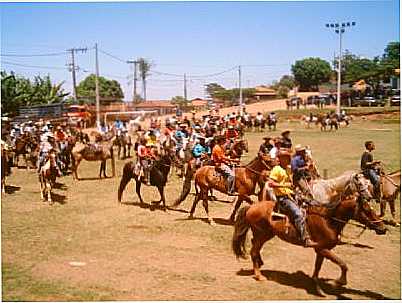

{"left": 325, "top": 22, "right": 356, "bottom": 114}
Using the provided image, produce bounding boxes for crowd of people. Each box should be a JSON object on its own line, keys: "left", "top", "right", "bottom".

{"left": 1, "top": 107, "right": 387, "bottom": 247}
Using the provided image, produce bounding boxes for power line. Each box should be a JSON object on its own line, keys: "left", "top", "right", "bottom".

{"left": 98, "top": 49, "right": 126, "bottom": 64}
{"left": 0, "top": 51, "right": 67, "bottom": 57}
{"left": 1, "top": 60, "right": 67, "bottom": 70}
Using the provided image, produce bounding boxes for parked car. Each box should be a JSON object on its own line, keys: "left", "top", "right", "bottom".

{"left": 66, "top": 105, "right": 93, "bottom": 126}
{"left": 286, "top": 97, "right": 302, "bottom": 108}
{"left": 352, "top": 96, "right": 386, "bottom": 107}
{"left": 390, "top": 90, "right": 400, "bottom": 106}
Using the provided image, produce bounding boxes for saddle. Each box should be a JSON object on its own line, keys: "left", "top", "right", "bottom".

{"left": 88, "top": 144, "right": 103, "bottom": 154}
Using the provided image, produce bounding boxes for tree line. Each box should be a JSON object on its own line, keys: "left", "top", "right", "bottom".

{"left": 1, "top": 42, "right": 399, "bottom": 115}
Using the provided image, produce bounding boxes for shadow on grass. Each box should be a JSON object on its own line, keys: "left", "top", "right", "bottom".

{"left": 175, "top": 216, "right": 234, "bottom": 226}
{"left": 236, "top": 269, "right": 393, "bottom": 300}
{"left": 75, "top": 176, "right": 113, "bottom": 181}
{"left": 53, "top": 182, "right": 68, "bottom": 191}
{"left": 51, "top": 192, "right": 67, "bottom": 205}
{"left": 338, "top": 240, "right": 374, "bottom": 249}
{"left": 119, "top": 200, "right": 188, "bottom": 214}
{"left": 4, "top": 185, "right": 21, "bottom": 194}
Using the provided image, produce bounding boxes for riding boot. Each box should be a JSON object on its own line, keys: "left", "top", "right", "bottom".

{"left": 295, "top": 217, "right": 318, "bottom": 247}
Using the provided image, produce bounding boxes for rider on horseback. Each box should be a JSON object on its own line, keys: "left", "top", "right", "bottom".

{"left": 37, "top": 134, "right": 61, "bottom": 177}
{"left": 174, "top": 124, "right": 189, "bottom": 156}
{"left": 192, "top": 136, "right": 211, "bottom": 168}
{"left": 268, "top": 157, "right": 318, "bottom": 247}
{"left": 225, "top": 125, "right": 239, "bottom": 151}
{"left": 291, "top": 145, "right": 313, "bottom": 197}
{"left": 137, "top": 137, "right": 156, "bottom": 185}
{"left": 361, "top": 141, "right": 382, "bottom": 203}
{"left": 212, "top": 136, "right": 240, "bottom": 195}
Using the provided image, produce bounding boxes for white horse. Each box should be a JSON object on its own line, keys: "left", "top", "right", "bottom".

{"left": 310, "top": 171, "right": 371, "bottom": 205}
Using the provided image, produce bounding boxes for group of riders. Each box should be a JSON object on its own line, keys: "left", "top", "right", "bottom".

{"left": 1, "top": 108, "right": 387, "bottom": 248}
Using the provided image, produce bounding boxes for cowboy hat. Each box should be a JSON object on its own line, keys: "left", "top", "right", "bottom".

{"left": 281, "top": 130, "right": 291, "bottom": 135}
{"left": 263, "top": 136, "right": 271, "bottom": 140}
{"left": 295, "top": 144, "right": 306, "bottom": 152}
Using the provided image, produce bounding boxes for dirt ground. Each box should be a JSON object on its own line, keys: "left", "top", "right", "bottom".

{"left": 1, "top": 119, "right": 400, "bottom": 301}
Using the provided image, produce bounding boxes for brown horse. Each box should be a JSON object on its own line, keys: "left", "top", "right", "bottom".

{"left": 1, "top": 142, "right": 12, "bottom": 194}
{"left": 379, "top": 170, "right": 401, "bottom": 225}
{"left": 71, "top": 142, "right": 115, "bottom": 180}
{"left": 38, "top": 152, "right": 58, "bottom": 203}
{"left": 174, "top": 139, "right": 249, "bottom": 206}
{"left": 232, "top": 196, "right": 386, "bottom": 295}
{"left": 189, "top": 154, "right": 272, "bottom": 224}
{"left": 13, "top": 134, "right": 38, "bottom": 169}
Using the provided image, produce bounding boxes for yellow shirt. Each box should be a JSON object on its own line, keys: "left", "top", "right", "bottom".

{"left": 269, "top": 165, "right": 294, "bottom": 197}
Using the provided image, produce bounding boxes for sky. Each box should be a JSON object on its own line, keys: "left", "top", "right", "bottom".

{"left": 1, "top": 0, "right": 400, "bottom": 101}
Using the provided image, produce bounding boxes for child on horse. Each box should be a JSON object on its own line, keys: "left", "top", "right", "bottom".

{"left": 137, "top": 138, "right": 156, "bottom": 185}
{"left": 37, "top": 134, "right": 62, "bottom": 177}
{"left": 211, "top": 136, "right": 240, "bottom": 195}
{"left": 268, "top": 156, "right": 317, "bottom": 247}
{"left": 192, "top": 136, "right": 211, "bottom": 168}
{"left": 291, "top": 144, "right": 314, "bottom": 197}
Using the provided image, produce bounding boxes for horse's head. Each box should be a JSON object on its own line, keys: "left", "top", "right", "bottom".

{"left": 348, "top": 173, "right": 372, "bottom": 201}
{"left": 354, "top": 197, "right": 387, "bottom": 235}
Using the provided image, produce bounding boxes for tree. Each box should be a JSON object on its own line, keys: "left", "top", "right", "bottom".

{"left": 205, "top": 82, "right": 225, "bottom": 98}
{"left": 76, "top": 74, "right": 124, "bottom": 103}
{"left": 137, "top": 58, "right": 152, "bottom": 101}
{"left": 278, "top": 75, "right": 296, "bottom": 89}
{"left": 1, "top": 71, "right": 69, "bottom": 116}
{"left": 291, "top": 58, "right": 332, "bottom": 91}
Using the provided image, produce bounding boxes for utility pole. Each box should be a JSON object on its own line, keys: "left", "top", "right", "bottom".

{"left": 325, "top": 22, "right": 356, "bottom": 115}
{"left": 184, "top": 73, "right": 187, "bottom": 103}
{"left": 127, "top": 60, "right": 138, "bottom": 102}
{"left": 94, "top": 43, "right": 100, "bottom": 129}
{"left": 239, "top": 65, "right": 243, "bottom": 115}
{"left": 67, "top": 47, "right": 87, "bottom": 101}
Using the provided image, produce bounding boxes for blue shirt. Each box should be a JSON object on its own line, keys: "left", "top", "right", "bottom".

{"left": 291, "top": 154, "right": 306, "bottom": 174}
{"left": 192, "top": 143, "right": 211, "bottom": 158}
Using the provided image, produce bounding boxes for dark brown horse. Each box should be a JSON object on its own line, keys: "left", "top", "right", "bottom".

{"left": 188, "top": 154, "right": 271, "bottom": 224}
{"left": 117, "top": 151, "right": 173, "bottom": 210}
{"left": 13, "top": 134, "right": 38, "bottom": 169}
{"left": 232, "top": 196, "right": 386, "bottom": 295}
{"left": 1, "top": 142, "right": 12, "bottom": 194}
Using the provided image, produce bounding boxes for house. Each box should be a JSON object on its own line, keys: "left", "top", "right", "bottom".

{"left": 131, "top": 100, "right": 176, "bottom": 115}
{"left": 252, "top": 85, "right": 277, "bottom": 101}
{"left": 190, "top": 98, "right": 208, "bottom": 110}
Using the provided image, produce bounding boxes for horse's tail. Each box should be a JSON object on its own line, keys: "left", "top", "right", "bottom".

{"left": 118, "top": 162, "right": 133, "bottom": 203}
{"left": 174, "top": 163, "right": 195, "bottom": 206}
{"left": 232, "top": 205, "right": 251, "bottom": 259}
{"left": 110, "top": 145, "right": 115, "bottom": 177}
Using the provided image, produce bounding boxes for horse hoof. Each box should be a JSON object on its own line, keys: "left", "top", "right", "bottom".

{"left": 253, "top": 275, "right": 266, "bottom": 282}
{"left": 208, "top": 219, "right": 215, "bottom": 226}
{"left": 333, "top": 278, "right": 347, "bottom": 287}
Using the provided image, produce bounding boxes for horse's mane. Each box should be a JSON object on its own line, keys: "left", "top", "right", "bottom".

{"left": 245, "top": 157, "right": 259, "bottom": 168}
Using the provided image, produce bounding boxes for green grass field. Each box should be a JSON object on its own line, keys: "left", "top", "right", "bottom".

{"left": 1, "top": 117, "right": 400, "bottom": 301}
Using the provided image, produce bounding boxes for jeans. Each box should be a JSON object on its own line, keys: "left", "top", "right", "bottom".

{"left": 365, "top": 169, "right": 381, "bottom": 199}
{"left": 278, "top": 196, "right": 306, "bottom": 241}
{"left": 220, "top": 163, "right": 235, "bottom": 193}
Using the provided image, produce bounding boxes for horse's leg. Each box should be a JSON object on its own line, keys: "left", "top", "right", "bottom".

{"left": 103, "top": 160, "right": 107, "bottom": 178}
{"left": 189, "top": 190, "right": 202, "bottom": 218}
{"left": 318, "top": 248, "right": 348, "bottom": 286}
{"left": 380, "top": 199, "right": 387, "bottom": 218}
{"left": 388, "top": 199, "right": 399, "bottom": 225}
{"left": 229, "top": 196, "right": 244, "bottom": 222}
{"left": 157, "top": 186, "right": 167, "bottom": 211}
{"left": 135, "top": 180, "right": 145, "bottom": 205}
{"left": 99, "top": 161, "right": 103, "bottom": 179}
{"left": 312, "top": 251, "right": 325, "bottom": 296}
{"left": 250, "top": 229, "right": 274, "bottom": 281}
{"left": 47, "top": 180, "right": 52, "bottom": 204}
{"left": 39, "top": 176, "right": 45, "bottom": 201}
{"left": 73, "top": 157, "right": 81, "bottom": 180}
{"left": 201, "top": 191, "right": 214, "bottom": 225}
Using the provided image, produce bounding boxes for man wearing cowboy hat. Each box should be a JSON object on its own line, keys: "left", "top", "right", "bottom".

{"left": 269, "top": 156, "right": 318, "bottom": 247}
{"left": 174, "top": 123, "right": 189, "bottom": 155}
{"left": 280, "top": 130, "right": 292, "bottom": 149}
{"left": 291, "top": 144, "right": 313, "bottom": 196}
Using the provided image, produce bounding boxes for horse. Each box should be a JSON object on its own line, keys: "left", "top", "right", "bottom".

{"left": 114, "top": 131, "right": 132, "bottom": 160}
{"left": 38, "top": 152, "right": 58, "bottom": 203}
{"left": 117, "top": 151, "right": 173, "bottom": 210}
{"left": 1, "top": 142, "right": 12, "bottom": 194}
{"left": 378, "top": 170, "right": 401, "bottom": 225}
{"left": 309, "top": 171, "right": 371, "bottom": 205}
{"left": 13, "top": 134, "right": 38, "bottom": 169}
{"left": 174, "top": 139, "right": 249, "bottom": 206}
{"left": 232, "top": 195, "right": 386, "bottom": 294}
{"left": 188, "top": 154, "right": 272, "bottom": 224}
{"left": 71, "top": 142, "right": 115, "bottom": 180}
{"left": 301, "top": 115, "right": 318, "bottom": 129}
{"left": 267, "top": 116, "right": 277, "bottom": 131}
{"left": 316, "top": 115, "right": 338, "bottom": 132}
